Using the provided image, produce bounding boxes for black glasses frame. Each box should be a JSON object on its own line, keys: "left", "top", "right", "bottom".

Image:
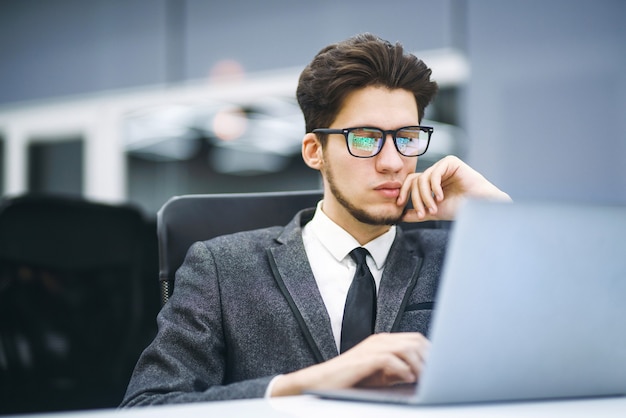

{"left": 312, "top": 125, "right": 434, "bottom": 158}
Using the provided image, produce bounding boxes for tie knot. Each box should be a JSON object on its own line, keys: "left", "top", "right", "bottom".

{"left": 350, "top": 247, "right": 370, "bottom": 266}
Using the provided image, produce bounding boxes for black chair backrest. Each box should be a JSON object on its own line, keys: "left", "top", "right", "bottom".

{"left": 157, "top": 190, "right": 323, "bottom": 305}
{"left": 156, "top": 190, "right": 450, "bottom": 306}
{"left": 0, "top": 194, "right": 149, "bottom": 414}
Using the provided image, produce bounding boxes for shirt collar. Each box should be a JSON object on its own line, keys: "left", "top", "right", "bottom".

{"left": 308, "top": 201, "right": 396, "bottom": 269}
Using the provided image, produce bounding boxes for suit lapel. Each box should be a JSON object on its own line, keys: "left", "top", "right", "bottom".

{"left": 375, "top": 229, "right": 422, "bottom": 333}
{"left": 268, "top": 210, "right": 338, "bottom": 362}
{"left": 267, "top": 212, "right": 423, "bottom": 360}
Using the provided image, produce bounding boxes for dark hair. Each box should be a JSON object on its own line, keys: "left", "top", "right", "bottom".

{"left": 296, "top": 33, "right": 438, "bottom": 137}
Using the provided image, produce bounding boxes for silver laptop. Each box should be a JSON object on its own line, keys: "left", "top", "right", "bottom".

{"left": 310, "top": 199, "right": 626, "bottom": 405}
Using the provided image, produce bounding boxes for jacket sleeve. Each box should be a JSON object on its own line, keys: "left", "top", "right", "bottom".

{"left": 120, "top": 241, "right": 275, "bottom": 406}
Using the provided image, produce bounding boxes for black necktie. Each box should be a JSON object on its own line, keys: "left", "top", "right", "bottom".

{"left": 340, "top": 247, "right": 377, "bottom": 353}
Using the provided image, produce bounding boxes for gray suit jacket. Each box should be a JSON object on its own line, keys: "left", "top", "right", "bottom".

{"left": 121, "top": 208, "right": 449, "bottom": 406}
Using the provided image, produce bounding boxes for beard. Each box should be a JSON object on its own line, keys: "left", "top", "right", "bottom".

{"left": 324, "top": 164, "right": 406, "bottom": 226}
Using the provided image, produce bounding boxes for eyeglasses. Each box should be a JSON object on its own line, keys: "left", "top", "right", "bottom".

{"left": 312, "top": 126, "right": 433, "bottom": 158}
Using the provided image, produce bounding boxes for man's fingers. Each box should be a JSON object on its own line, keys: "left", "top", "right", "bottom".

{"left": 400, "top": 165, "right": 448, "bottom": 221}
{"left": 354, "top": 333, "right": 430, "bottom": 387}
{"left": 418, "top": 172, "right": 439, "bottom": 215}
{"left": 358, "top": 356, "right": 416, "bottom": 387}
{"left": 393, "top": 333, "right": 430, "bottom": 375}
{"left": 411, "top": 175, "right": 428, "bottom": 218}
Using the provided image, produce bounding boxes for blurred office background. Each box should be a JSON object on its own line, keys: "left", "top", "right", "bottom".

{"left": 0, "top": 0, "right": 624, "bottom": 414}
{"left": 1, "top": 0, "right": 624, "bottom": 214}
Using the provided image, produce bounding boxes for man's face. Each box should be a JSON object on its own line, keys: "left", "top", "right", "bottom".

{"left": 319, "top": 86, "right": 420, "bottom": 230}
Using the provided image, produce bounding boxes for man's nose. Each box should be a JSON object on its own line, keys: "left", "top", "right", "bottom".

{"left": 375, "top": 134, "right": 404, "bottom": 171}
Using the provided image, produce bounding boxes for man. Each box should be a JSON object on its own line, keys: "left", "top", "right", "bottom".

{"left": 121, "top": 33, "right": 510, "bottom": 406}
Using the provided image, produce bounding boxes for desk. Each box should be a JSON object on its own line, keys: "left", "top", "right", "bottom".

{"left": 12, "top": 395, "right": 626, "bottom": 418}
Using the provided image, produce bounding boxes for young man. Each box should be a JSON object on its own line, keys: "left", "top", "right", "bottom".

{"left": 121, "top": 33, "right": 510, "bottom": 406}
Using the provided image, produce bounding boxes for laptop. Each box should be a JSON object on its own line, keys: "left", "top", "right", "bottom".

{"left": 310, "top": 199, "right": 626, "bottom": 405}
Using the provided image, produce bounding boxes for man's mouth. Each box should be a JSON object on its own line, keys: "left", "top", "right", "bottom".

{"left": 374, "top": 182, "right": 402, "bottom": 199}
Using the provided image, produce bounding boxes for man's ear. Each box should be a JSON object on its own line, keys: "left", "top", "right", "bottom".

{"left": 302, "top": 133, "right": 323, "bottom": 170}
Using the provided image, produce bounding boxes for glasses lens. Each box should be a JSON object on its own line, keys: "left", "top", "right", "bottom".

{"left": 395, "top": 128, "right": 428, "bottom": 156}
{"left": 347, "top": 128, "right": 382, "bottom": 157}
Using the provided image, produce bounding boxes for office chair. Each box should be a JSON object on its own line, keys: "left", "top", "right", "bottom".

{"left": 157, "top": 190, "right": 322, "bottom": 305}
{"left": 157, "top": 190, "right": 450, "bottom": 305}
{"left": 0, "top": 194, "right": 151, "bottom": 414}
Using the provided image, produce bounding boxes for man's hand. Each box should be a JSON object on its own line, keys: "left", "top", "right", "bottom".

{"left": 271, "top": 333, "right": 429, "bottom": 397}
{"left": 398, "top": 155, "right": 511, "bottom": 222}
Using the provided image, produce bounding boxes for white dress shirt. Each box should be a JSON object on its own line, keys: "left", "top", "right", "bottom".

{"left": 265, "top": 201, "right": 396, "bottom": 397}
{"left": 301, "top": 201, "right": 396, "bottom": 351}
